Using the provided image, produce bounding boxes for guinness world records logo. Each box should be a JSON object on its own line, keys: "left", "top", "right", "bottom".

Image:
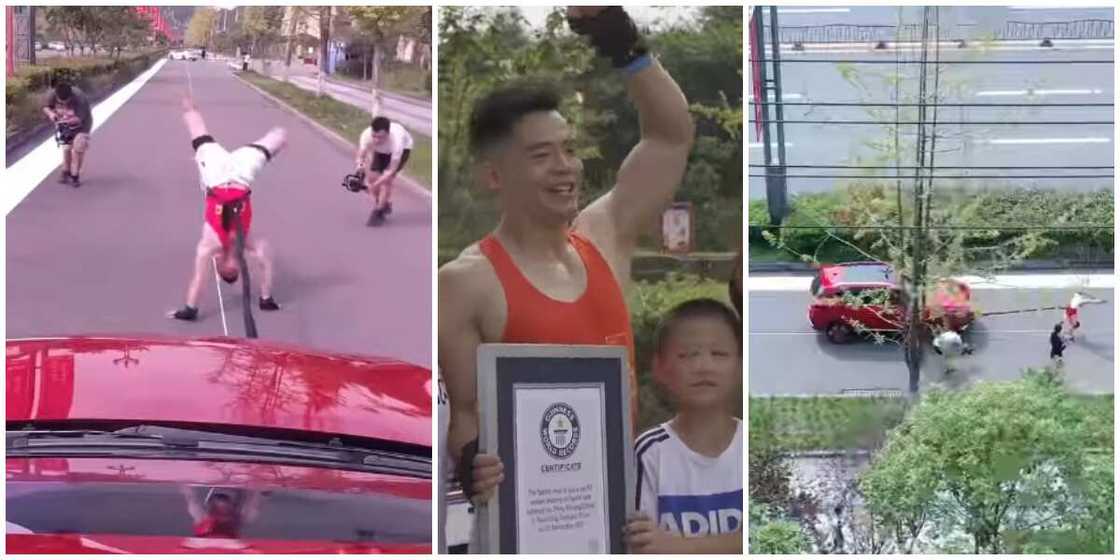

{"left": 540, "top": 402, "right": 581, "bottom": 459}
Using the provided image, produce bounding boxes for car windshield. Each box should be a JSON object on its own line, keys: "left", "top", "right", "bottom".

{"left": 838, "top": 264, "right": 895, "bottom": 285}
{"left": 7, "top": 480, "right": 429, "bottom": 544}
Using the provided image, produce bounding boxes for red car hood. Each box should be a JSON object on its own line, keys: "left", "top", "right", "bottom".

{"left": 6, "top": 534, "right": 429, "bottom": 554}
{"left": 6, "top": 336, "right": 431, "bottom": 448}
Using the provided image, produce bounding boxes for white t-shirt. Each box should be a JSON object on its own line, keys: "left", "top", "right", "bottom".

{"left": 195, "top": 141, "right": 267, "bottom": 191}
{"left": 359, "top": 122, "right": 414, "bottom": 160}
{"left": 933, "top": 330, "right": 964, "bottom": 356}
{"left": 635, "top": 419, "right": 743, "bottom": 538}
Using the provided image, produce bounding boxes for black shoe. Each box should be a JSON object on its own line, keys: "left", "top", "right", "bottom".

{"left": 58, "top": 172, "right": 71, "bottom": 184}
{"left": 259, "top": 296, "right": 280, "bottom": 311}
{"left": 171, "top": 305, "right": 199, "bottom": 321}
{"left": 70, "top": 174, "right": 80, "bottom": 187}
{"left": 367, "top": 209, "right": 385, "bottom": 227}
{"left": 383, "top": 202, "right": 393, "bottom": 216}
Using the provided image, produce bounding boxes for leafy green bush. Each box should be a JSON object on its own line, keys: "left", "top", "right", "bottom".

{"left": 749, "top": 186, "right": 1114, "bottom": 264}
{"left": 6, "top": 50, "right": 166, "bottom": 138}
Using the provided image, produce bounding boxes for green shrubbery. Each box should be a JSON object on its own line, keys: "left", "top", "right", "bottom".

{"left": 6, "top": 50, "right": 166, "bottom": 137}
{"left": 749, "top": 186, "right": 1114, "bottom": 264}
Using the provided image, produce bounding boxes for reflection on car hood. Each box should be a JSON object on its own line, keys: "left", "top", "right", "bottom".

{"left": 6, "top": 534, "right": 429, "bottom": 554}
{"left": 7, "top": 336, "right": 432, "bottom": 447}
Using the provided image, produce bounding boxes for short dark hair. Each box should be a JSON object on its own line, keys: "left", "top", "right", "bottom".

{"left": 654, "top": 298, "right": 742, "bottom": 356}
{"left": 54, "top": 82, "right": 73, "bottom": 99}
{"left": 469, "top": 81, "right": 562, "bottom": 156}
{"left": 371, "top": 116, "right": 391, "bottom": 132}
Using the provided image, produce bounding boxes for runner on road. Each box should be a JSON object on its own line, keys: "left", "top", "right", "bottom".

{"left": 932, "top": 328, "right": 970, "bottom": 374}
{"left": 1049, "top": 323, "right": 1066, "bottom": 366}
{"left": 170, "top": 96, "right": 286, "bottom": 321}
{"left": 355, "top": 116, "right": 413, "bottom": 226}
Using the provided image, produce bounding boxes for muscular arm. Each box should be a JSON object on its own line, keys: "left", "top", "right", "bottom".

{"left": 579, "top": 58, "right": 694, "bottom": 253}
{"left": 438, "top": 261, "right": 484, "bottom": 464}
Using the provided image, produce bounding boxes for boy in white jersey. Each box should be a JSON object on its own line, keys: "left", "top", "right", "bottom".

{"left": 355, "top": 116, "right": 413, "bottom": 226}
{"left": 625, "top": 298, "right": 743, "bottom": 553}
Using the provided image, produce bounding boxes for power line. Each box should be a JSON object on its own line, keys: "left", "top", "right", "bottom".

{"left": 778, "top": 119, "right": 1113, "bottom": 125}
{"left": 748, "top": 58, "right": 1114, "bottom": 64}
{"left": 747, "top": 101, "right": 1114, "bottom": 108}
{"left": 747, "top": 173, "right": 1114, "bottom": 179}
{"left": 749, "top": 224, "right": 1115, "bottom": 231}
{"left": 778, "top": 164, "right": 1114, "bottom": 170}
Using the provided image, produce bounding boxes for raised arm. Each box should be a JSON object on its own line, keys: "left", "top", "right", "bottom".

{"left": 572, "top": 7, "right": 695, "bottom": 251}
{"left": 181, "top": 96, "right": 209, "bottom": 140}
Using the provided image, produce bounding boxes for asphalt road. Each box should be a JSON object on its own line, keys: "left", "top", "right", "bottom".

{"left": 748, "top": 281, "right": 1114, "bottom": 395}
{"left": 6, "top": 59, "right": 432, "bottom": 367}
{"left": 749, "top": 8, "right": 1115, "bottom": 198}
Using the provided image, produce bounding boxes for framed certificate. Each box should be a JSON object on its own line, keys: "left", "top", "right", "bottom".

{"left": 476, "top": 344, "right": 635, "bottom": 554}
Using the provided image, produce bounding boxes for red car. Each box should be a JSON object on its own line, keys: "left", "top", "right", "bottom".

{"left": 808, "top": 262, "right": 975, "bottom": 343}
{"left": 6, "top": 336, "right": 432, "bottom": 554}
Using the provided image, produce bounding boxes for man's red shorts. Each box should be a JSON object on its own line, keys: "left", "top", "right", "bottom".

{"left": 205, "top": 186, "right": 252, "bottom": 250}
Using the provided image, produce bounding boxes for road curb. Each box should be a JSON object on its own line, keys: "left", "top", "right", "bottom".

{"left": 231, "top": 71, "right": 432, "bottom": 202}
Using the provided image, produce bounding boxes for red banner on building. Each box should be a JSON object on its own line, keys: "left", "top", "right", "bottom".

{"left": 6, "top": 6, "right": 15, "bottom": 77}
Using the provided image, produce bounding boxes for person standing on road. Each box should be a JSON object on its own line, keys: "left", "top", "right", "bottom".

{"left": 355, "top": 116, "right": 413, "bottom": 226}
{"left": 169, "top": 96, "right": 286, "bottom": 321}
{"left": 1049, "top": 323, "right": 1066, "bottom": 366}
{"left": 42, "top": 81, "right": 93, "bottom": 187}
{"left": 932, "top": 328, "right": 968, "bottom": 374}
{"left": 439, "top": 4, "right": 694, "bottom": 519}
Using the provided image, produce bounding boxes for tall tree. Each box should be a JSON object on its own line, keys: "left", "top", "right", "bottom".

{"left": 347, "top": 6, "right": 423, "bottom": 112}
{"left": 185, "top": 8, "right": 218, "bottom": 49}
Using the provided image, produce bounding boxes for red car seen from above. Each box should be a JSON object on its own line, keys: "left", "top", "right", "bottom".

{"left": 6, "top": 335, "right": 432, "bottom": 554}
{"left": 808, "top": 262, "right": 975, "bottom": 344}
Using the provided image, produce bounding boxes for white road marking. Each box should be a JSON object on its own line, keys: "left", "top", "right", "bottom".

{"left": 748, "top": 142, "right": 795, "bottom": 149}
{"left": 748, "top": 273, "right": 1115, "bottom": 292}
{"left": 980, "top": 137, "right": 1112, "bottom": 145}
{"left": 748, "top": 93, "right": 805, "bottom": 101}
{"left": 976, "top": 88, "right": 1105, "bottom": 96}
{"left": 777, "top": 44, "right": 1114, "bottom": 54}
{"left": 778, "top": 8, "right": 852, "bottom": 13}
{"left": 4, "top": 58, "right": 169, "bottom": 216}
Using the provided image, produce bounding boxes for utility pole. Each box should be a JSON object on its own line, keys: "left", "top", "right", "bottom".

{"left": 751, "top": 6, "right": 789, "bottom": 226}
{"left": 905, "top": 7, "right": 936, "bottom": 397}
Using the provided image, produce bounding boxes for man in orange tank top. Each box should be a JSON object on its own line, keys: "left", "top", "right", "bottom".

{"left": 438, "top": 6, "right": 694, "bottom": 510}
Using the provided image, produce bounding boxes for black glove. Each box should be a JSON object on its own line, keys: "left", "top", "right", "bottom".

{"left": 567, "top": 6, "right": 649, "bottom": 68}
{"left": 456, "top": 438, "right": 480, "bottom": 501}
